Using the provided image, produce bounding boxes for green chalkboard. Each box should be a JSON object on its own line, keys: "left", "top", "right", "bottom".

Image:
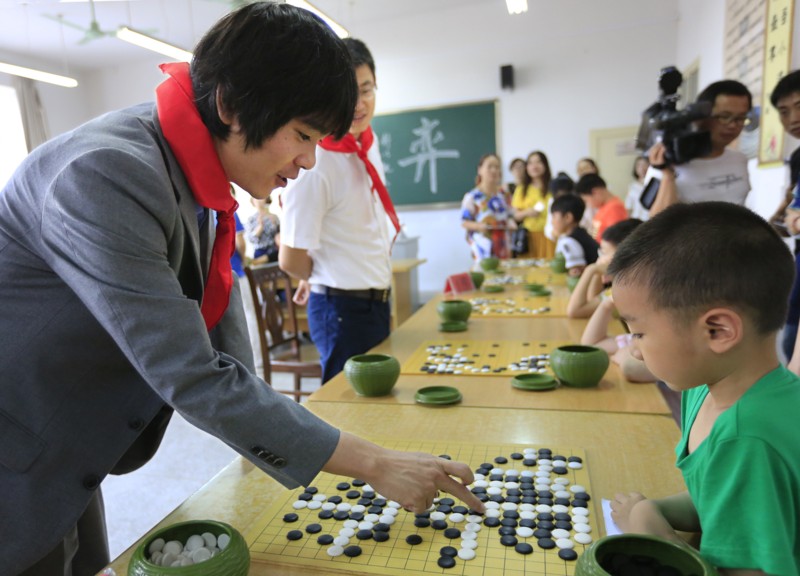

{"left": 372, "top": 101, "right": 497, "bottom": 207}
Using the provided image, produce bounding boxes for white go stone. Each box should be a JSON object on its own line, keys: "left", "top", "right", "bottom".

{"left": 160, "top": 552, "right": 178, "bottom": 567}
{"left": 535, "top": 504, "right": 552, "bottom": 513}
{"left": 519, "top": 511, "right": 536, "bottom": 520}
{"left": 575, "top": 533, "right": 593, "bottom": 545}
{"left": 520, "top": 470, "right": 535, "bottom": 478}
{"left": 515, "top": 527, "right": 534, "bottom": 538}
{"left": 449, "top": 513, "right": 466, "bottom": 523}
{"left": 569, "top": 484, "right": 586, "bottom": 493}
{"left": 568, "top": 461, "right": 583, "bottom": 469}
{"left": 489, "top": 480, "right": 504, "bottom": 488}
{"left": 327, "top": 545, "right": 344, "bottom": 557}
{"left": 553, "top": 460, "right": 567, "bottom": 468}
{"left": 538, "top": 459, "right": 552, "bottom": 465}
{"left": 461, "top": 539, "right": 478, "bottom": 550}
{"left": 461, "top": 531, "right": 478, "bottom": 541}
{"left": 473, "top": 480, "right": 489, "bottom": 488}
{"left": 365, "top": 513, "right": 380, "bottom": 523}
{"left": 491, "top": 468, "right": 504, "bottom": 475}
{"left": 574, "top": 523, "right": 592, "bottom": 533}
{"left": 430, "top": 511, "right": 446, "bottom": 521}
{"left": 185, "top": 535, "right": 205, "bottom": 552}
{"left": 335, "top": 503, "right": 351, "bottom": 512}
{"left": 500, "top": 502, "right": 517, "bottom": 511}
{"left": 163, "top": 541, "right": 183, "bottom": 556}
{"left": 551, "top": 505, "right": 569, "bottom": 514}
{"left": 343, "top": 519, "right": 359, "bottom": 529}
{"left": 572, "top": 506, "right": 589, "bottom": 516}
{"left": 379, "top": 515, "right": 395, "bottom": 525}
{"left": 553, "top": 477, "right": 570, "bottom": 485}
{"left": 350, "top": 504, "right": 366, "bottom": 514}
{"left": 333, "top": 536, "right": 350, "bottom": 546}
{"left": 312, "top": 494, "right": 327, "bottom": 501}
{"left": 484, "top": 501, "right": 501, "bottom": 510}
{"left": 457, "top": 548, "right": 477, "bottom": 561}
{"left": 148, "top": 538, "right": 165, "bottom": 555}
{"left": 307, "top": 501, "right": 321, "bottom": 510}
{"left": 217, "top": 534, "right": 231, "bottom": 550}
{"left": 383, "top": 507, "right": 399, "bottom": 516}
{"left": 321, "top": 502, "right": 336, "bottom": 511}
{"left": 339, "top": 528, "right": 355, "bottom": 538}
{"left": 555, "top": 490, "right": 571, "bottom": 499}
{"left": 486, "top": 487, "right": 502, "bottom": 496}
{"left": 518, "top": 503, "right": 535, "bottom": 512}
{"left": 556, "top": 538, "right": 574, "bottom": 550}
{"left": 388, "top": 501, "right": 402, "bottom": 509}
{"left": 552, "top": 529, "right": 571, "bottom": 540}
{"left": 191, "top": 548, "right": 212, "bottom": 563}
{"left": 292, "top": 500, "right": 308, "bottom": 510}
{"left": 485, "top": 509, "right": 501, "bottom": 518}
{"left": 358, "top": 521, "right": 374, "bottom": 531}
{"left": 466, "top": 515, "right": 483, "bottom": 524}
{"left": 504, "top": 482, "right": 520, "bottom": 490}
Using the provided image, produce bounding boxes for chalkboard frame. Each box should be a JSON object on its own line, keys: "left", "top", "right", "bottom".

{"left": 372, "top": 99, "right": 499, "bottom": 211}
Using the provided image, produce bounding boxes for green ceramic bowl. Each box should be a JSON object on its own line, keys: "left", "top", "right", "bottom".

{"left": 439, "top": 320, "right": 468, "bottom": 332}
{"left": 479, "top": 257, "right": 500, "bottom": 271}
{"left": 468, "top": 271, "right": 485, "bottom": 289}
{"left": 436, "top": 299, "right": 472, "bottom": 322}
{"left": 483, "top": 285, "right": 505, "bottom": 293}
{"left": 344, "top": 354, "right": 400, "bottom": 397}
{"left": 575, "top": 534, "right": 718, "bottom": 576}
{"left": 524, "top": 283, "right": 545, "bottom": 292}
{"left": 528, "top": 288, "right": 551, "bottom": 297}
{"left": 549, "top": 345, "right": 609, "bottom": 388}
{"left": 550, "top": 253, "right": 567, "bottom": 274}
{"left": 128, "top": 520, "right": 249, "bottom": 576}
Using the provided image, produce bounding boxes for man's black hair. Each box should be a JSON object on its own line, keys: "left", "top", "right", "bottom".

{"left": 549, "top": 171, "right": 575, "bottom": 194}
{"left": 575, "top": 174, "right": 606, "bottom": 196}
{"left": 550, "top": 194, "right": 585, "bottom": 222}
{"left": 191, "top": 2, "right": 356, "bottom": 148}
{"left": 770, "top": 69, "right": 800, "bottom": 108}
{"left": 601, "top": 218, "right": 643, "bottom": 246}
{"left": 697, "top": 79, "right": 752, "bottom": 110}
{"left": 608, "top": 202, "right": 794, "bottom": 333}
{"left": 343, "top": 38, "right": 376, "bottom": 79}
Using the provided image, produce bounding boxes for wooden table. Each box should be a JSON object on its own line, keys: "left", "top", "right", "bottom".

{"left": 101, "top": 403, "right": 684, "bottom": 576}
{"left": 308, "top": 294, "right": 670, "bottom": 415}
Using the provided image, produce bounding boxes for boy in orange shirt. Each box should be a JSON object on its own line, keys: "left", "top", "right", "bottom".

{"left": 576, "top": 174, "right": 628, "bottom": 241}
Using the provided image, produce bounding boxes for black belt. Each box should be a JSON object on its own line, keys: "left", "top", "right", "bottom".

{"left": 319, "top": 286, "right": 391, "bottom": 302}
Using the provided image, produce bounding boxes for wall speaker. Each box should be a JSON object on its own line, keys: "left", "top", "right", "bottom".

{"left": 500, "top": 65, "right": 514, "bottom": 90}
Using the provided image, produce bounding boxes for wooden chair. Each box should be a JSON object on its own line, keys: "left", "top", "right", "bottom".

{"left": 244, "top": 263, "right": 321, "bottom": 402}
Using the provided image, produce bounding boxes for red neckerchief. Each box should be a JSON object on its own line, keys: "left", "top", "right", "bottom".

{"left": 319, "top": 127, "right": 401, "bottom": 243}
{"left": 156, "top": 62, "right": 237, "bottom": 331}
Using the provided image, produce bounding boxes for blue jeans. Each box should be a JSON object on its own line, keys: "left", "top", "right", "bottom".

{"left": 307, "top": 292, "right": 391, "bottom": 383}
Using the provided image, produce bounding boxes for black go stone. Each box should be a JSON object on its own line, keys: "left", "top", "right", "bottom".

{"left": 368, "top": 506, "right": 383, "bottom": 515}
{"left": 519, "top": 519, "right": 536, "bottom": 529}
{"left": 523, "top": 458, "right": 537, "bottom": 466}
{"left": 538, "top": 498, "right": 554, "bottom": 506}
{"left": 559, "top": 549, "right": 579, "bottom": 561}
{"left": 537, "top": 490, "right": 553, "bottom": 498}
{"left": 537, "top": 538, "right": 556, "bottom": 550}
{"left": 468, "top": 508, "right": 485, "bottom": 516}
{"left": 436, "top": 505, "right": 452, "bottom": 514}
{"left": 554, "top": 513, "right": 571, "bottom": 521}
{"left": 373, "top": 498, "right": 387, "bottom": 507}
{"left": 361, "top": 491, "right": 376, "bottom": 500}
{"left": 305, "top": 486, "right": 318, "bottom": 494}
{"left": 333, "top": 511, "right": 349, "bottom": 520}
{"left": 515, "top": 542, "right": 534, "bottom": 555}
{"left": 489, "top": 474, "right": 504, "bottom": 481}
{"left": 439, "top": 498, "right": 455, "bottom": 506}
{"left": 328, "top": 496, "right": 342, "bottom": 504}
{"left": 568, "top": 456, "right": 583, "bottom": 463}
{"left": 352, "top": 479, "right": 366, "bottom": 486}
{"left": 431, "top": 520, "right": 448, "bottom": 530}
{"left": 489, "top": 495, "right": 505, "bottom": 503}
{"left": 373, "top": 531, "right": 390, "bottom": 543}
{"left": 349, "top": 512, "right": 364, "bottom": 521}
{"left": 477, "top": 494, "right": 490, "bottom": 502}
{"left": 286, "top": 530, "right": 303, "bottom": 541}
{"left": 356, "top": 529, "right": 373, "bottom": 540}
{"left": 500, "top": 518, "right": 518, "bottom": 527}
{"left": 336, "top": 482, "right": 351, "bottom": 491}
{"left": 318, "top": 510, "right": 334, "bottom": 520}
{"left": 503, "top": 511, "right": 519, "bottom": 519}
{"left": 298, "top": 493, "right": 313, "bottom": 501}
{"left": 538, "top": 521, "right": 555, "bottom": 530}
{"left": 357, "top": 498, "right": 372, "bottom": 506}
{"left": 572, "top": 499, "right": 589, "bottom": 509}
{"left": 437, "top": 556, "right": 456, "bottom": 569}
{"left": 453, "top": 505, "right": 468, "bottom": 515}
{"left": 553, "top": 466, "right": 568, "bottom": 475}
{"left": 553, "top": 454, "right": 566, "bottom": 461}
{"left": 440, "top": 546, "right": 458, "bottom": 557}
{"left": 305, "top": 523, "right": 322, "bottom": 534}
{"left": 498, "top": 526, "right": 516, "bottom": 536}
{"left": 510, "top": 452, "right": 524, "bottom": 460}
{"left": 522, "top": 496, "right": 537, "bottom": 504}
{"left": 414, "top": 518, "right": 431, "bottom": 528}
{"left": 343, "top": 545, "right": 362, "bottom": 558}
{"left": 346, "top": 490, "right": 361, "bottom": 499}
{"left": 374, "top": 523, "right": 391, "bottom": 532}
{"left": 505, "top": 495, "right": 521, "bottom": 504}
{"left": 480, "top": 463, "right": 494, "bottom": 470}
{"left": 500, "top": 535, "right": 518, "bottom": 547}
{"left": 415, "top": 511, "right": 430, "bottom": 518}
{"left": 555, "top": 521, "right": 573, "bottom": 530}
{"left": 494, "top": 456, "right": 508, "bottom": 464}
{"left": 439, "top": 454, "right": 452, "bottom": 460}
{"left": 574, "top": 492, "right": 591, "bottom": 501}
{"left": 317, "top": 534, "right": 334, "bottom": 545}
{"left": 406, "top": 534, "right": 423, "bottom": 545}
{"left": 484, "top": 517, "right": 501, "bottom": 527}
{"left": 282, "top": 513, "right": 299, "bottom": 523}
{"left": 471, "top": 487, "right": 487, "bottom": 494}
{"left": 444, "top": 528, "right": 461, "bottom": 539}
{"left": 506, "top": 489, "right": 522, "bottom": 497}
{"left": 533, "top": 528, "right": 552, "bottom": 539}
{"left": 537, "top": 513, "right": 554, "bottom": 521}
{"left": 555, "top": 498, "right": 571, "bottom": 506}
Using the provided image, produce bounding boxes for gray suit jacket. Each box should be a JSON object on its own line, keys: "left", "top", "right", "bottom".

{"left": 0, "top": 103, "right": 340, "bottom": 574}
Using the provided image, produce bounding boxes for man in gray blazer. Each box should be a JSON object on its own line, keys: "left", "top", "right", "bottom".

{"left": 0, "top": 4, "right": 481, "bottom": 575}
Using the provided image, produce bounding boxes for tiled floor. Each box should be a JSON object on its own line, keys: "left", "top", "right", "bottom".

{"left": 102, "top": 373, "right": 320, "bottom": 559}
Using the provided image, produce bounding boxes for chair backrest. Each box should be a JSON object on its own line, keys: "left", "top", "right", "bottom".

{"left": 244, "top": 263, "right": 301, "bottom": 381}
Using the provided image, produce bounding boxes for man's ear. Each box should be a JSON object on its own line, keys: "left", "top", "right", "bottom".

{"left": 699, "top": 307, "right": 743, "bottom": 354}
{"left": 215, "top": 87, "right": 237, "bottom": 128}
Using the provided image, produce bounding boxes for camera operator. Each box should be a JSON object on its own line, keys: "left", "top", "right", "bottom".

{"left": 647, "top": 80, "right": 752, "bottom": 217}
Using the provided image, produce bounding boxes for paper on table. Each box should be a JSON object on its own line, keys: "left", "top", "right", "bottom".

{"left": 601, "top": 498, "right": 623, "bottom": 536}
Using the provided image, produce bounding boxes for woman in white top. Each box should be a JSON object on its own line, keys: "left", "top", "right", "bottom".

{"left": 624, "top": 156, "right": 650, "bottom": 221}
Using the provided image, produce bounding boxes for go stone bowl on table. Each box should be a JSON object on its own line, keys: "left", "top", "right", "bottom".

{"left": 344, "top": 353, "right": 401, "bottom": 397}
{"left": 127, "top": 519, "right": 249, "bottom": 576}
{"left": 468, "top": 271, "right": 485, "bottom": 289}
{"left": 575, "top": 534, "right": 718, "bottom": 576}
{"left": 479, "top": 256, "right": 500, "bottom": 271}
{"left": 549, "top": 345, "right": 609, "bottom": 388}
{"left": 436, "top": 299, "right": 473, "bottom": 323}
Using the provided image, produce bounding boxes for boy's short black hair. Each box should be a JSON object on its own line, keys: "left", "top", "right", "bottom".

{"left": 343, "top": 38, "right": 376, "bottom": 79}
{"left": 601, "top": 218, "right": 643, "bottom": 246}
{"left": 575, "top": 174, "right": 606, "bottom": 196}
{"left": 549, "top": 171, "right": 575, "bottom": 194}
{"left": 551, "top": 194, "right": 585, "bottom": 222}
{"left": 191, "top": 2, "right": 356, "bottom": 148}
{"left": 608, "top": 202, "right": 794, "bottom": 333}
{"left": 770, "top": 69, "right": 800, "bottom": 108}
{"left": 697, "top": 79, "right": 752, "bottom": 110}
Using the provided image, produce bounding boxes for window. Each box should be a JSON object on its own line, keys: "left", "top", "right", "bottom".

{"left": 0, "top": 85, "right": 29, "bottom": 187}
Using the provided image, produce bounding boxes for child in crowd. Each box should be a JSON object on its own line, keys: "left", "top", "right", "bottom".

{"left": 566, "top": 219, "right": 642, "bottom": 318}
{"left": 544, "top": 171, "right": 575, "bottom": 242}
{"left": 608, "top": 202, "right": 800, "bottom": 573}
{"left": 550, "top": 194, "right": 598, "bottom": 277}
{"left": 246, "top": 197, "right": 281, "bottom": 263}
{"left": 576, "top": 173, "right": 628, "bottom": 241}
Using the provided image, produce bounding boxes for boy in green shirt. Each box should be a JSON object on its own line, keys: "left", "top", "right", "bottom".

{"left": 608, "top": 202, "right": 800, "bottom": 575}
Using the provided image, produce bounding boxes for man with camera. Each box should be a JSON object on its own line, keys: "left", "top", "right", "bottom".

{"left": 646, "top": 80, "right": 752, "bottom": 216}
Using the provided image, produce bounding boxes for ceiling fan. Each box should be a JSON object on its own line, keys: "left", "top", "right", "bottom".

{"left": 42, "top": 0, "right": 157, "bottom": 45}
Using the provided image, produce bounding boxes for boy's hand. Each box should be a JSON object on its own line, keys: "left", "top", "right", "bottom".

{"left": 610, "top": 491, "right": 648, "bottom": 532}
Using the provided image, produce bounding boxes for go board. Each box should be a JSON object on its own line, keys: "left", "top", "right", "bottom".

{"left": 468, "top": 295, "right": 569, "bottom": 318}
{"left": 245, "top": 439, "right": 598, "bottom": 576}
{"left": 401, "top": 340, "right": 565, "bottom": 377}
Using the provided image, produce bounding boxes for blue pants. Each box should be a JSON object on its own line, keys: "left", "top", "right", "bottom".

{"left": 307, "top": 292, "right": 391, "bottom": 383}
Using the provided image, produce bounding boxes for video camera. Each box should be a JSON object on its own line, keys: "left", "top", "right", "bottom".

{"left": 635, "top": 66, "right": 712, "bottom": 166}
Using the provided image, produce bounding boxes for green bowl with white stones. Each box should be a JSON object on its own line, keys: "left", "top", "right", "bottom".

{"left": 128, "top": 520, "right": 249, "bottom": 576}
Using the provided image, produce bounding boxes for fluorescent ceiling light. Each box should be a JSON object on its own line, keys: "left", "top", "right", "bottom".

{"left": 285, "top": 0, "right": 349, "bottom": 38}
{"left": 0, "top": 62, "right": 78, "bottom": 88}
{"left": 116, "top": 27, "right": 193, "bottom": 62}
{"left": 506, "top": 0, "right": 528, "bottom": 15}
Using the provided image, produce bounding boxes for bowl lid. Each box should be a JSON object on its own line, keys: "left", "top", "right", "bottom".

{"left": 511, "top": 374, "right": 558, "bottom": 391}
{"left": 483, "top": 285, "right": 505, "bottom": 293}
{"left": 439, "top": 321, "right": 468, "bottom": 332}
{"left": 415, "top": 386, "right": 463, "bottom": 405}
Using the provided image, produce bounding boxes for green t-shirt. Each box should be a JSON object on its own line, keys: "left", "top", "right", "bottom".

{"left": 677, "top": 365, "right": 800, "bottom": 575}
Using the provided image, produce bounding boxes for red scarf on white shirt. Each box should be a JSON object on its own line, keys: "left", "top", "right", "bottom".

{"left": 319, "top": 127, "right": 401, "bottom": 242}
{"left": 156, "top": 62, "right": 237, "bottom": 331}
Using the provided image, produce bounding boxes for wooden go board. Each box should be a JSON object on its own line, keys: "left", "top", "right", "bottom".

{"left": 245, "top": 439, "right": 598, "bottom": 576}
{"left": 401, "top": 340, "right": 567, "bottom": 377}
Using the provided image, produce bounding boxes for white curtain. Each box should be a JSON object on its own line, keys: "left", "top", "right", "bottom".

{"left": 11, "top": 76, "right": 50, "bottom": 152}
